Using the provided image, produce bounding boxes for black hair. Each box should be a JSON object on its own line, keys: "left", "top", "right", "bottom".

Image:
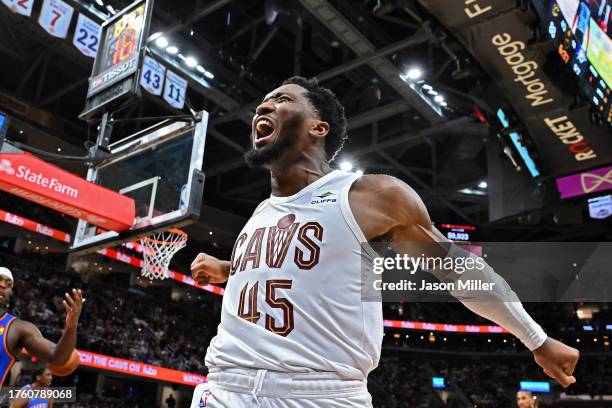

{"left": 281, "top": 76, "right": 348, "bottom": 163}
{"left": 32, "top": 363, "right": 48, "bottom": 383}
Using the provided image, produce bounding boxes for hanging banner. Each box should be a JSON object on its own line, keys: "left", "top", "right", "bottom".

{"left": 3, "top": 0, "right": 35, "bottom": 16}
{"left": 72, "top": 13, "right": 101, "bottom": 58}
{"left": 417, "top": 0, "right": 612, "bottom": 177}
{"left": 38, "top": 0, "right": 74, "bottom": 38}
{"left": 163, "top": 69, "right": 187, "bottom": 109}
{"left": 140, "top": 56, "right": 166, "bottom": 96}
{"left": 415, "top": 0, "right": 515, "bottom": 29}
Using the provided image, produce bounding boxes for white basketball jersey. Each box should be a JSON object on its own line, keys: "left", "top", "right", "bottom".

{"left": 205, "top": 170, "right": 383, "bottom": 380}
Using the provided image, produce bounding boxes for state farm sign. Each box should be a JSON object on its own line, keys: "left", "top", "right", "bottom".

{"left": 0, "top": 152, "right": 134, "bottom": 232}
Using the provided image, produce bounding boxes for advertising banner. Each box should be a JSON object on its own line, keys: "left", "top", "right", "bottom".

{"left": 556, "top": 165, "right": 612, "bottom": 198}
{"left": 417, "top": 1, "right": 612, "bottom": 177}
{"left": 0, "top": 209, "right": 71, "bottom": 242}
{"left": 384, "top": 319, "right": 508, "bottom": 334}
{"left": 0, "top": 153, "right": 134, "bottom": 231}
{"left": 76, "top": 350, "right": 207, "bottom": 386}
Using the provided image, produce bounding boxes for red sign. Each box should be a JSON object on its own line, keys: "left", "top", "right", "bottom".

{"left": 383, "top": 319, "right": 508, "bottom": 334}
{"left": 0, "top": 209, "right": 71, "bottom": 242}
{"left": 0, "top": 153, "right": 134, "bottom": 231}
{"left": 76, "top": 349, "right": 206, "bottom": 386}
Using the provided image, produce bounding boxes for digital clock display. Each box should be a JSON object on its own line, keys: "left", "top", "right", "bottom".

{"left": 99, "top": 6, "right": 144, "bottom": 71}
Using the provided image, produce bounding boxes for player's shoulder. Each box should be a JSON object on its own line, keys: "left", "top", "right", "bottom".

{"left": 351, "top": 174, "right": 421, "bottom": 203}
{"left": 8, "top": 317, "right": 38, "bottom": 335}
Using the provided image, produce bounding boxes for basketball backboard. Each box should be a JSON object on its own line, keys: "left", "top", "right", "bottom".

{"left": 70, "top": 111, "right": 208, "bottom": 253}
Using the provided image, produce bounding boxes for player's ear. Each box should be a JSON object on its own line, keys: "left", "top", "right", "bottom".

{"left": 310, "top": 120, "right": 330, "bottom": 140}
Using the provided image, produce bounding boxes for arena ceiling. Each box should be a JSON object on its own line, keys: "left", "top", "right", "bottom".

{"left": 0, "top": 0, "right": 608, "bottom": 243}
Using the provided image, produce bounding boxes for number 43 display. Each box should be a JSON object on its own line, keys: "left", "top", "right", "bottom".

{"left": 140, "top": 56, "right": 188, "bottom": 110}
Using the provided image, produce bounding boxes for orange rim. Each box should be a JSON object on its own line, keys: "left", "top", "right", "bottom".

{"left": 140, "top": 228, "right": 187, "bottom": 246}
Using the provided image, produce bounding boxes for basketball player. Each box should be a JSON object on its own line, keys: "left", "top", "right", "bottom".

{"left": 190, "top": 77, "right": 580, "bottom": 407}
{"left": 516, "top": 390, "right": 536, "bottom": 408}
{"left": 10, "top": 364, "right": 53, "bottom": 408}
{"left": 0, "top": 267, "right": 84, "bottom": 387}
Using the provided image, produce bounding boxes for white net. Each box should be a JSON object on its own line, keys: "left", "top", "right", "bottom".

{"left": 139, "top": 229, "right": 188, "bottom": 280}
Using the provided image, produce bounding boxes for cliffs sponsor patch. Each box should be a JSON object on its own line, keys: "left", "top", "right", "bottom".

{"left": 311, "top": 191, "right": 337, "bottom": 205}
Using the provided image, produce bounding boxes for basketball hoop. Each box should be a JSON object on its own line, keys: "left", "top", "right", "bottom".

{"left": 139, "top": 228, "right": 188, "bottom": 280}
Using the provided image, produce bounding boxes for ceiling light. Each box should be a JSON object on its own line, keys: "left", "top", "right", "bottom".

{"left": 185, "top": 56, "right": 198, "bottom": 68}
{"left": 406, "top": 68, "right": 422, "bottom": 80}
{"left": 422, "top": 84, "right": 432, "bottom": 91}
{"left": 106, "top": 5, "right": 115, "bottom": 14}
{"left": 204, "top": 71, "right": 215, "bottom": 79}
{"left": 355, "top": 170, "right": 364, "bottom": 177}
{"left": 434, "top": 95, "right": 444, "bottom": 103}
{"left": 196, "top": 65, "right": 206, "bottom": 73}
{"left": 166, "top": 46, "right": 179, "bottom": 55}
{"left": 57, "top": 148, "right": 62, "bottom": 152}
{"left": 340, "top": 161, "right": 353, "bottom": 172}
{"left": 155, "top": 36, "right": 168, "bottom": 48}
{"left": 478, "top": 181, "right": 488, "bottom": 189}
{"left": 439, "top": 101, "right": 448, "bottom": 107}
{"left": 95, "top": 0, "right": 104, "bottom": 5}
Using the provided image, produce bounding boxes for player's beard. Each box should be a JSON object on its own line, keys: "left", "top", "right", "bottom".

{"left": 244, "top": 115, "right": 302, "bottom": 168}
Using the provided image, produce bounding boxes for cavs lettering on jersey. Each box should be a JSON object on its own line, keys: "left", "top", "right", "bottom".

{"left": 21, "top": 385, "right": 50, "bottom": 408}
{"left": 206, "top": 170, "right": 383, "bottom": 380}
{"left": 0, "top": 312, "right": 16, "bottom": 387}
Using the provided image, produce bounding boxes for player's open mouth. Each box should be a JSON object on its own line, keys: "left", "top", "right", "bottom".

{"left": 254, "top": 117, "right": 277, "bottom": 146}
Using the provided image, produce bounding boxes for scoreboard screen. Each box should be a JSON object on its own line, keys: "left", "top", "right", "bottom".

{"left": 81, "top": 0, "right": 153, "bottom": 119}
{"left": 99, "top": 6, "right": 144, "bottom": 72}
{"left": 438, "top": 223, "right": 476, "bottom": 242}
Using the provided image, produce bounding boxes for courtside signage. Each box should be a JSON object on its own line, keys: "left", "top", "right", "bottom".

{"left": 0, "top": 153, "right": 134, "bottom": 231}
{"left": 76, "top": 350, "right": 207, "bottom": 386}
{"left": 383, "top": 319, "right": 508, "bottom": 333}
{"left": 0, "top": 209, "right": 71, "bottom": 242}
{"left": 556, "top": 165, "right": 612, "bottom": 199}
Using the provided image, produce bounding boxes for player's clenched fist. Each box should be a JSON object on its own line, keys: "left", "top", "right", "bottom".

{"left": 190, "top": 252, "right": 231, "bottom": 285}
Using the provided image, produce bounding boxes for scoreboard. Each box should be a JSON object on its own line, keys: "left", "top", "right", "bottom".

{"left": 80, "top": 0, "right": 154, "bottom": 120}
{"left": 438, "top": 223, "right": 476, "bottom": 242}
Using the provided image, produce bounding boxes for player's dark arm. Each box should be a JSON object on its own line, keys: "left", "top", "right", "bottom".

{"left": 17, "top": 289, "right": 84, "bottom": 365}
{"left": 352, "top": 175, "right": 579, "bottom": 387}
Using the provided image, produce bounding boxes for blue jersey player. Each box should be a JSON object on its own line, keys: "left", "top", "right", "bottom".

{"left": 0, "top": 267, "right": 84, "bottom": 387}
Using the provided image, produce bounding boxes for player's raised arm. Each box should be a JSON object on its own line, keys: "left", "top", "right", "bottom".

{"left": 16, "top": 289, "right": 84, "bottom": 366}
{"left": 360, "top": 175, "right": 580, "bottom": 388}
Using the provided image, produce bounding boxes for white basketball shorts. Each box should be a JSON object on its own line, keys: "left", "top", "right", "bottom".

{"left": 190, "top": 367, "right": 373, "bottom": 408}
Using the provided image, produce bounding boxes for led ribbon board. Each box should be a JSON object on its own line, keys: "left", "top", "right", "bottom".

{"left": 80, "top": 0, "right": 154, "bottom": 119}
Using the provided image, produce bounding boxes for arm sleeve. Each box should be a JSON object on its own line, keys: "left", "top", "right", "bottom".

{"left": 429, "top": 244, "right": 547, "bottom": 351}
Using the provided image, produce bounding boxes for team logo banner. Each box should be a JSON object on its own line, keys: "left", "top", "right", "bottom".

{"left": 38, "top": 0, "right": 74, "bottom": 38}
{"left": 556, "top": 165, "right": 612, "bottom": 199}
{"left": 140, "top": 56, "right": 166, "bottom": 96}
{"left": 72, "top": 13, "right": 101, "bottom": 58}
{"left": 2, "top": 0, "right": 35, "bottom": 16}
{"left": 163, "top": 69, "right": 188, "bottom": 109}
